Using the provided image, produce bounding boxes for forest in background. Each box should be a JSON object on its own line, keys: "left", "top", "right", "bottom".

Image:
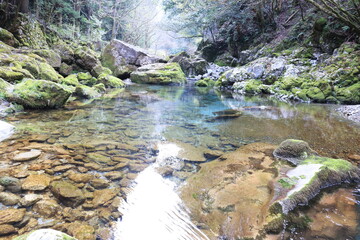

{"left": 0, "top": 0, "right": 359, "bottom": 55}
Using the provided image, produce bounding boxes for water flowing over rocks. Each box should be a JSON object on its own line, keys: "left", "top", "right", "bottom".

{"left": 0, "top": 121, "right": 14, "bottom": 142}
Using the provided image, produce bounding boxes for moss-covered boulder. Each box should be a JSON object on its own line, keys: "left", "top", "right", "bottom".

{"left": 74, "top": 85, "right": 102, "bottom": 99}
{"left": 0, "top": 52, "right": 61, "bottom": 82}
{"left": 74, "top": 47, "right": 100, "bottom": 72}
{"left": 32, "top": 49, "right": 62, "bottom": 68}
{"left": 6, "top": 79, "right": 72, "bottom": 109}
{"left": 130, "top": 63, "right": 186, "bottom": 85}
{"left": 170, "top": 52, "right": 209, "bottom": 76}
{"left": 102, "top": 39, "right": 164, "bottom": 77}
{"left": 195, "top": 78, "right": 215, "bottom": 87}
{"left": 62, "top": 74, "right": 79, "bottom": 86}
{"left": 0, "top": 28, "right": 18, "bottom": 47}
{"left": 91, "top": 64, "right": 112, "bottom": 78}
{"left": 0, "top": 78, "right": 13, "bottom": 98}
{"left": 97, "top": 74, "right": 125, "bottom": 88}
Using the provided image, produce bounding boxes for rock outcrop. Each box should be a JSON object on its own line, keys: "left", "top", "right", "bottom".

{"left": 217, "top": 42, "right": 360, "bottom": 104}
{"left": 170, "top": 52, "right": 209, "bottom": 76}
{"left": 130, "top": 62, "right": 186, "bottom": 85}
{"left": 102, "top": 39, "right": 164, "bottom": 78}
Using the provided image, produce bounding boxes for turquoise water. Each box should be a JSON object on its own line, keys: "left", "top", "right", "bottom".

{"left": 3, "top": 84, "right": 360, "bottom": 239}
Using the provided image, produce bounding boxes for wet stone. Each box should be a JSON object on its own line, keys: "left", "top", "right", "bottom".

{"left": 0, "top": 192, "right": 21, "bottom": 206}
{"left": 20, "top": 194, "right": 42, "bottom": 207}
{"left": 0, "top": 224, "right": 16, "bottom": 236}
{"left": 21, "top": 174, "right": 51, "bottom": 191}
{"left": 89, "top": 179, "right": 110, "bottom": 189}
{"left": 104, "top": 172, "right": 124, "bottom": 180}
{"left": 0, "top": 208, "right": 26, "bottom": 225}
{"left": 0, "top": 177, "right": 21, "bottom": 193}
{"left": 13, "top": 150, "right": 42, "bottom": 162}
{"left": 92, "top": 189, "right": 119, "bottom": 207}
{"left": 68, "top": 172, "right": 94, "bottom": 183}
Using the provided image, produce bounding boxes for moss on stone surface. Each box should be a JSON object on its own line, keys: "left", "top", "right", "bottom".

{"left": 62, "top": 74, "right": 79, "bottom": 86}
{"left": 130, "top": 63, "right": 186, "bottom": 85}
{"left": 6, "top": 79, "right": 72, "bottom": 109}
{"left": 195, "top": 78, "right": 215, "bottom": 87}
{"left": 0, "top": 66, "right": 25, "bottom": 81}
{"left": 97, "top": 74, "right": 125, "bottom": 88}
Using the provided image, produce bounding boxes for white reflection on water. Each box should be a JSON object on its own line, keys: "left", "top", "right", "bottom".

{"left": 0, "top": 120, "right": 14, "bottom": 142}
{"left": 115, "top": 143, "right": 209, "bottom": 240}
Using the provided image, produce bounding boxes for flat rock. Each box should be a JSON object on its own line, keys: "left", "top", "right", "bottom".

{"left": 22, "top": 174, "right": 51, "bottom": 191}
{"left": 20, "top": 194, "right": 42, "bottom": 207}
{"left": 92, "top": 189, "right": 118, "bottom": 207}
{"left": 0, "top": 208, "right": 26, "bottom": 224}
{"left": 13, "top": 150, "right": 41, "bottom": 162}
{"left": 33, "top": 199, "right": 61, "bottom": 217}
{"left": 50, "top": 181, "right": 85, "bottom": 207}
{"left": 90, "top": 179, "right": 110, "bottom": 189}
{"left": 0, "top": 177, "right": 21, "bottom": 193}
{"left": 0, "top": 224, "right": 16, "bottom": 236}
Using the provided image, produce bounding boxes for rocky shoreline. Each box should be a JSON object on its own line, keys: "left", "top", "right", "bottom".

{"left": 336, "top": 105, "right": 360, "bottom": 124}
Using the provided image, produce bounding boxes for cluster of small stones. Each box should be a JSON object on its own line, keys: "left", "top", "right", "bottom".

{"left": 0, "top": 125, "right": 216, "bottom": 240}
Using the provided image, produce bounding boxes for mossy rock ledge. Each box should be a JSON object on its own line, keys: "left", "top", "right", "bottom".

{"left": 130, "top": 62, "right": 186, "bottom": 85}
{"left": 271, "top": 139, "right": 360, "bottom": 215}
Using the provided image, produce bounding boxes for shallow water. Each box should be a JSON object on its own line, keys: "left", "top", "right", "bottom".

{"left": 3, "top": 84, "right": 360, "bottom": 239}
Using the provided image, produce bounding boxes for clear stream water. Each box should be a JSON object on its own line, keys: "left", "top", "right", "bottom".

{"left": 3, "top": 84, "right": 360, "bottom": 239}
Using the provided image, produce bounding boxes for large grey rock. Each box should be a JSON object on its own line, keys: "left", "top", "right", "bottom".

{"left": 170, "top": 52, "right": 209, "bottom": 76}
{"left": 102, "top": 39, "right": 164, "bottom": 77}
{"left": 219, "top": 57, "right": 287, "bottom": 86}
{"left": 0, "top": 176, "right": 21, "bottom": 193}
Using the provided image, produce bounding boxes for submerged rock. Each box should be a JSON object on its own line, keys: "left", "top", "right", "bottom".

{"left": 13, "top": 229, "right": 76, "bottom": 240}
{"left": 130, "top": 62, "right": 186, "bottom": 85}
{"left": 13, "top": 150, "right": 42, "bottom": 162}
{"left": 7, "top": 79, "right": 72, "bottom": 109}
{"left": 50, "top": 181, "right": 85, "bottom": 207}
{"left": 181, "top": 143, "right": 277, "bottom": 239}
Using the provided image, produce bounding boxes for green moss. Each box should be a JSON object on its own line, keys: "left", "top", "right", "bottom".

{"left": 131, "top": 63, "right": 186, "bottom": 85}
{"left": 306, "top": 87, "right": 325, "bottom": 102}
{"left": 98, "top": 74, "right": 125, "bottom": 88}
{"left": 7, "top": 79, "right": 72, "bottom": 109}
{"left": 302, "top": 156, "right": 353, "bottom": 171}
{"left": 77, "top": 72, "right": 92, "bottom": 81}
{"left": 278, "top": 177, "right": 299, "bottom": 189}
{"left": 38, "top": 62, "right": 60, "bottom": 82}
{"left": 62, "top": 74, "right": 79, "bottom": 86}
{"left": 195, "top": 78, "right": 215, "bottom": 87}
{"left": 335, "top": 83, "right": 360, "bottom": 104}
{"left": 0, "top": 66, "right": 24, "bottom": 81}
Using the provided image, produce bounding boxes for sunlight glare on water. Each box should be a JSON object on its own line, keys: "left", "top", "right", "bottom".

{"left": 114, "top": 143, "right": 210, "bottom": 240}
